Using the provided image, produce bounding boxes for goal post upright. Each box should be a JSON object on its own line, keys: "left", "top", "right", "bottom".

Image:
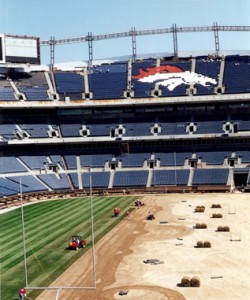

{"left": 89, "top": 172, "right": 97, "bottom": 289}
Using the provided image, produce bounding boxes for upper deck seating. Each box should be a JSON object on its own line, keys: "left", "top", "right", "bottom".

{"left": 89, "top": 72, "right": 127, "bottom": 99}
{"left": 0, "top": 87, "right": 16, "bottom": 101}
{"left": 223, "top": 56, "right": 250, "bottom": 94}
{"left": 19, "top": 87, "right": 49, "bottom": 101}
{"left": 54, "top": 72, "right": 85, "bottom": 98}
{"left": 132, "top": 59, "right": 157, "bottom": 98}
{"left": 194, "top": 58, "right": 219, "bottom": 95}
{"left": 91, "top": 62, "right": 127, "bottom": 73}
{"left": 13, "top": 71, "right": 50, "bottom": 100}
{"left": 160, "top": 61, "right": 191, "bottom": 96}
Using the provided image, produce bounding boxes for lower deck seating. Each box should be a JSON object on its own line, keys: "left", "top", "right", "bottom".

{"left": 0, "top": 157, "right": 27, "bottom": 173}
{"left": 38, "top": 174, "right": 71, "bottom": 190}
{"left": 82, "top": 172, "right": 110, "bottom": 188}
{"left": 192, "top": 168, "right": 229, "bottom": 185}
{"left": 152, "top": 169, "right": 190, "bottom": 185}
{"left": 113, "top": 170, "right": 148, "bottom": 187}
{"left": 10, "top": 175, "right": 48, "bottom": 193}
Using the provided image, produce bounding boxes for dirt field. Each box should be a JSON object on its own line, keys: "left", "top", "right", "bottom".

{"left": 35, "top": 192, "right": 250, "bottom": 300}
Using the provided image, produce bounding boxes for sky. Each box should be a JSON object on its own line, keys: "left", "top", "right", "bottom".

{"left": 0, "top": 0, "right": 250, "bottom": 64}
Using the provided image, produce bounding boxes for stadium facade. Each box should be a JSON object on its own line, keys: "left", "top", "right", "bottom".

{"left": 0, "top": 30, "right": 250, "bottom": 206}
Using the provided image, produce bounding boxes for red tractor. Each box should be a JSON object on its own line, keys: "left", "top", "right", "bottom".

{"left": 68, "top": 235, "right": 86, "bottom": 250}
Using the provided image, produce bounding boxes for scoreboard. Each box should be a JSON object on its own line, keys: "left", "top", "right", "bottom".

{"left": 0, "top": 34, "right": 40, "bottom": 64}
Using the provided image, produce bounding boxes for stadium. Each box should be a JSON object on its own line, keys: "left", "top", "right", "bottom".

{"left": 0, "top": 25, "right": 250, "bottom": 300}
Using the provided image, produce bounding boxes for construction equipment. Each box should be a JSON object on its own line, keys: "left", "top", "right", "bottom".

{"left": 68, "top": 235, "right": 86, "bottom": 250}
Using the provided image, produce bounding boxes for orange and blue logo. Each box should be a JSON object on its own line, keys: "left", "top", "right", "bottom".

{"left": 133, "top": 65, "right": 217, "bottom": 91}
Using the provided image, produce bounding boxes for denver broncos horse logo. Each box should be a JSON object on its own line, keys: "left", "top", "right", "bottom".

{"left": 133, "top": 65, "right": 217, "bottom": 91}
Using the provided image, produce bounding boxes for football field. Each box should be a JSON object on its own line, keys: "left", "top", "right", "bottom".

{"left": 0, "top": 195, "right": 137, "bottom": 300}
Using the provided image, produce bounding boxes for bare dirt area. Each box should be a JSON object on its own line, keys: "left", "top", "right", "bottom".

{"left": 35, "top": 193, "right": 250, "bottom": 300}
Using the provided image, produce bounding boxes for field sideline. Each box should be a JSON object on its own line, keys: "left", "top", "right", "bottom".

{"left": 0, "top": 195, "right": 137, "bottom": 300}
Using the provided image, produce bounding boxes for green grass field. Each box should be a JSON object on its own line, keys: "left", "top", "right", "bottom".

{"left": 0, "top": 195, "right": 137, "bottom": 300}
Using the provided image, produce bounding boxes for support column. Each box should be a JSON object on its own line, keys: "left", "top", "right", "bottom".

{"left": 172, "top": 24, "right": 178, "bottom": 57}
{"left": 50, "top": 36, "right": 55, "bottom": 71}
{"left": 213, "top": 22, "right": 220, "bottom": 55}
{"left": 88, "top": 32, "right": 93, "bottom": 68}
{"left": 131, "top": 27, "right": 137, "bottom": 62}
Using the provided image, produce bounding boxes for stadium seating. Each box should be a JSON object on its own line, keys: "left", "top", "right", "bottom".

{"left": 113, "top": 170, "right": 148, "bottom": 187}
{"left": 152, "top": 169, "right": 190, "bottom": 186}
{"left": 64, "top": 155, "right": 77, "bottom": 169}
{"left": 19, "top": 155, "right": 48, "bottom": 170}
{"left": 192, "top": 168, "right": 229, "bottom": 185}
{"left": 89, "top": 72, "right": 126, "bottom": 99}
{"left": 38, "top": 174, "right": 71, "bottom": 190}
{"left": 195, "top": 58, "right": 220, "bottom": 95}
{"left": 18, "top": 124, "right": 50, "bottom": 138}
{"left": 10, "top": 175, "right": 48, "bottom": 193}
{"left": 54, "top": 72, "right": 85, "bottom": 95}
{"left": 196, "top": 151, "right": 230, "bottom": 165}
{"left": 19, "top": 87, "right": 49, "bottom": 101}
{"left": 0, "top": 54, "right": 249, "bottom": 198}
{"left": 117, "top": 153, "right": 150, "bottom": 167}
{"left": 80, "top": 154, "right": 111, "bottom": 168}
{"left": 156, "top": 152, "right": 192, "bottom": 166}
{"left": 82, "top": 172, "right": 110, "bottom": 188}
{"left": 223, "top": 56, "right": 250, "bottom": 94}
{"left": 0, "top": 157, "right": 27, "bottom": 173}
{"left": 0, "top": 87, "right": 16, "bottom": 100}
{"left": 0, "top": 124, "right": 17, "bottom": 140}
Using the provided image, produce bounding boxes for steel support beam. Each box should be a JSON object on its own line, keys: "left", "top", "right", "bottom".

{"left": 131, "top": 27, "right": 137, "bottom": 62}
{"left": 41, "top": 25, "right": 250, "bottom": 46}
{"left": 49, "top": 36, "right": 55, "bottom": 71}
{"left": 88, "top": 32, "right": 93, "bottom": 67}
{"left": 213, "top": 22, "right": 220, "bottom": 55}
{"left": 172, "top": 24, "right": 178, "bottom": 57}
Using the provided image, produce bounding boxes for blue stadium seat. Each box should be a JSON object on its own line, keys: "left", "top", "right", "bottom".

{"left": 192, "top": 169, "right": 229, "bottom": 185}
{"left": 82, "top": 172, "right": 110, "bottom": 188}
{"left": 0, "top": 157, "right": 27, "bottom": 173}
{"left": 223, "top": 56, "right": 250, "bottom": 94}
{"left": 113, "top": 170, "right": 148, "bottom": 187}
{"left": 152, "top": 169, "right": 190, "bottom": 185}
{"left": 0, "top": 87, "right": 16, "bottom": 100}
{"left": 38, "top": 174, "right": 70, "bottom": 190}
